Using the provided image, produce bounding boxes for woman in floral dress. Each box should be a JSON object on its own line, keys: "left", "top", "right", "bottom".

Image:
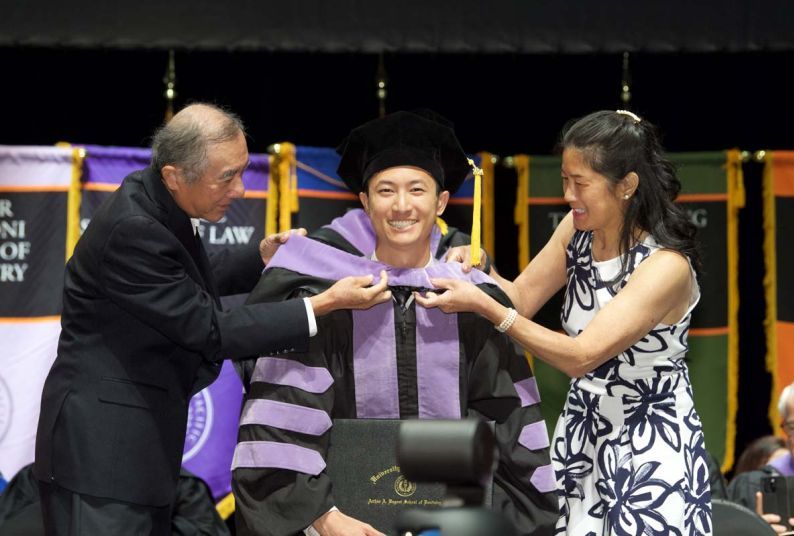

{"left": 417, "top": 110, "right": 712, "bottom": 535}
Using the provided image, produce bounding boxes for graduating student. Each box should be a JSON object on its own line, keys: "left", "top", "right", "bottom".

{"left": 232, "top": 110, "right": 559, "bottom": 536}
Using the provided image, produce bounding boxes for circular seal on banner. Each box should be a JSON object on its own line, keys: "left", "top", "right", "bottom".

{"left": 182, "top": 389, "right": 214, "bottom": 462}
{"left": 0, "top": 376, "right": 12, "bottom": 443}
{"left": 394, "top": 475, "right": 417, "bottom": 498}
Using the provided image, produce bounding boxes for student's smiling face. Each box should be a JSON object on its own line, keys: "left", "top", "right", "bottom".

{"left": 359, "top": 166, "right": 449, "bottom": 264}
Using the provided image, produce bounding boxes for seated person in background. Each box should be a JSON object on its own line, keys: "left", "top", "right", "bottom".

{"left": 732, "top": 435, "right": 787, "bottom": 482}
{"left": 728, "top": 382, "right": 794, "bottom": 531}
{"left": 232, "top": 110, "right": 559, "bottom": 536}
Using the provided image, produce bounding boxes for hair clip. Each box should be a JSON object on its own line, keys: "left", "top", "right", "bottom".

{"left": 616, "top": 110, "right": 642, "bottom": 123}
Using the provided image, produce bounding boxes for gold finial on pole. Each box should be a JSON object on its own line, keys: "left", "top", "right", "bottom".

{"left": 376, "top": 52, "right": 388, "bottom": 118}
{"left": 163, "top": 50, "right": 177, "bottom": 122}
{"left": 620, "top": 51, "right": 632, "bottom": 109}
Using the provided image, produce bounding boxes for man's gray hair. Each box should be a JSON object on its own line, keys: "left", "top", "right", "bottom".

{"left": 779, "top": 382, "right": 794, "bottom": 421}
{"left": 150, "top": 103, "right": 245, "bottom": 184}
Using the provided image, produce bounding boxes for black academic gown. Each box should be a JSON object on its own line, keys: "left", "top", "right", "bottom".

{"left": 232, "top": 211, "right": 559, "bottom": 536}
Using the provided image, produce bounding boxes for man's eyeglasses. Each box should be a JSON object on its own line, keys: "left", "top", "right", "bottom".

{"left": 782, "top": 420, "right": 794, "bottom": 434}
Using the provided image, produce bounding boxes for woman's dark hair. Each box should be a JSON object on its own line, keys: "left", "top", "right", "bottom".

{"left": 732, "top": 435, "right": 786, "bottom": 478}
{"left": 560, "top": 110, "right": 701, "bottom": 280}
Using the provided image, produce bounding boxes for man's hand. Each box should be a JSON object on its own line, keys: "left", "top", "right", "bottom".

{"left": 444, "top": 245, "right": 488, "bottom": 273}
{"left": 259, "top": 228, "right": 307, "bottom": 265}
{"left": 755, "top": 491, "right": 794, "bottom": 533}
{"left": 414, "top": 277, "right": 486, "bottom": 315}
{"left": 312, "top": 509, "right": 385, "bottom": 536}
{"left": 310, "top": 271, "right": 391, "bottom": 316}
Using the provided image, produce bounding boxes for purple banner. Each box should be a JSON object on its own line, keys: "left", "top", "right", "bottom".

{"left": 182, "top": 360, "right": 243, "bottom": 500}
{"left": 81, "top": 145, "right": 150, "bottom": 186}
{"left": 80, "top": 145, "right": 269, "bottom": 191}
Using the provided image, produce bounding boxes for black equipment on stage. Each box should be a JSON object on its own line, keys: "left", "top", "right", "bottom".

{"left": 394, "top": 419, "right": 517, "bottom": 536}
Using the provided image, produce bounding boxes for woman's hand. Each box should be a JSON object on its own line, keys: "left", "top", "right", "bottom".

{"left": 414, "top": 277, "right": 487, "bottom": 315}
{"left": 259, "top": 228, "right": 307, "bottom": 265}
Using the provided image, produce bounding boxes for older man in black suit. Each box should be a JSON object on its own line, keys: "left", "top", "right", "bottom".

{"left": 34, "top": 103, "right": 391, "bottom": 535}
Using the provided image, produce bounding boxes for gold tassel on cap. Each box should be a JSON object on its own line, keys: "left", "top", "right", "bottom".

{"left": 435, "top": 216, "right": 449, "bottom": 236}
{"left": 467, "top": 157, "right": 482, "bottom": 267}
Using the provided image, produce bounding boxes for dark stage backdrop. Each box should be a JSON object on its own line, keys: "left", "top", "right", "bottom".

{"left": 0, "top": 45, "right": 787, "bottom": 474}
{"left": 2, "top": 0, "right": 793, "bottom": 53}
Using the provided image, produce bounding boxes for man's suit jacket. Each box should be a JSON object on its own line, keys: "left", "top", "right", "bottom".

{"left": 34, "top": 167, "right": 310, "bottom": 507}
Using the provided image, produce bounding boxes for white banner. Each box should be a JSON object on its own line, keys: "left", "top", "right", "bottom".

{"left": 0, "top": 320, "right": 59, "bottom": 480}
{"left": 0, "top": 146, "right": 73, "bottom": 188}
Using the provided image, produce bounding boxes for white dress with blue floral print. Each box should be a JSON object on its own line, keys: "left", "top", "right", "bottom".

{"left": 551, "top": 231, "right": 712, "bottom": 535}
